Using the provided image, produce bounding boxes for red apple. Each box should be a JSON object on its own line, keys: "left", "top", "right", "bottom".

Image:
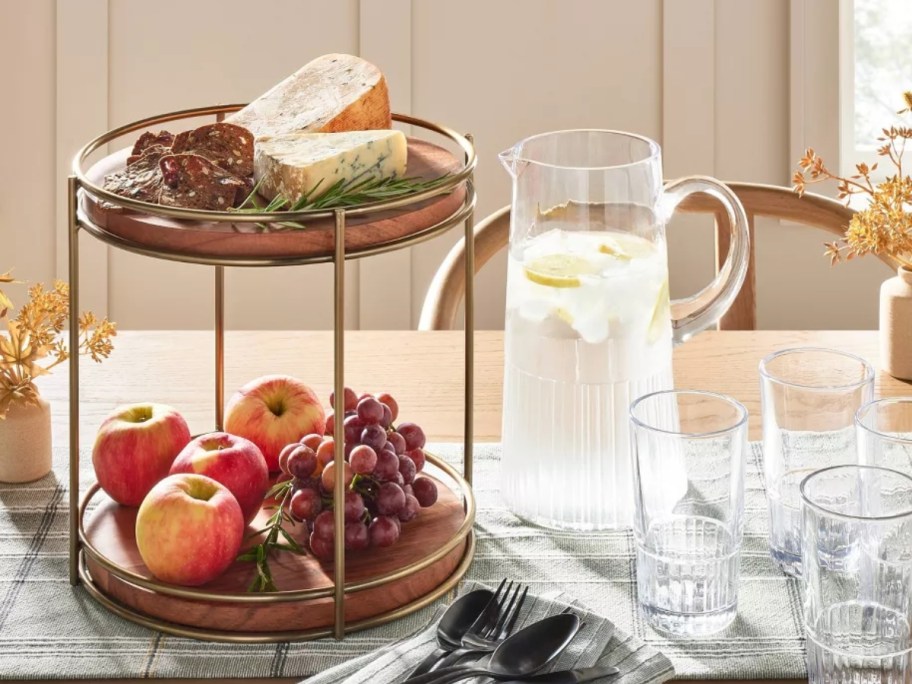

{"left": 169, "top": 432, "right": 269, "bottom": 525}
{"left": 224, "top": 375, "right": 325, "bottom": 472}
{"left": 92, "top": 403, "right": 191, "bottom": 506}
{"left": 136, "top": 473, "right": 244, "bottom": 586}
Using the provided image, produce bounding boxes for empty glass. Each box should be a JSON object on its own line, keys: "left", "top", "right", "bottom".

{"left": 801, "top": 465, "right": 912, "bottom": 684}
{"left": 630, "top": 390, "right": 747, "bottom": 636}
{"left": 857, "top": 398, "right": 912, "bottom": 475}
{"left": 759, "top": 347, "right": 874, "bottom": 576}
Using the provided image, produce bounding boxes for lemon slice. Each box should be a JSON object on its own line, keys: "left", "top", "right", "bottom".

{"left": 647, "top": 279, "right": 670, "bottom": 343}
{"left": 554, "top": 307, "right": 574, "bottom": 324}
{"left": 597, "top": 239, "right": 631, "bottom": 260}
{"left": 610, "top": 234, "right": 656, "bottom": 259}
{"left": 524, "top": 254, "right": 595, "bottom": 288}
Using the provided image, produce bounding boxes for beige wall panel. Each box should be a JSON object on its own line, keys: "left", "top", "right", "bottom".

{"left": 756, "top": 221, "right": 891, "bottom": 329}
{"left": 411, "top": 0, "right": 663, "bottom": 329}
{"left": 0, "top": 0, "right": 56, "bottom": 287}
{"left": 3, "top": 0, "right": 887, "bottom": 332}
{"left": 106, "top": 0, "right": 359, "bottom": 329}
{"left": 358, "top": 0, "right": 414, "bottom": 330}
{"left": 778, "top": 0, "right": 886, "bottom": 329}
{"left": 56, "top": 0, "right": 110, "bottom": 318}
{"left": 714, "top": 0, "right": 801, "bottom": 330}
{"left": 662, "top": 0, "right": 716, "bottom": 304}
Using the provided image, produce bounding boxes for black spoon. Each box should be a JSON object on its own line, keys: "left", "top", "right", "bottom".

{"left": 408, "top": 588, "right": 494, "bottom": 677}
{"left": 403, "top": 613, "right": 582, "bottom": 684}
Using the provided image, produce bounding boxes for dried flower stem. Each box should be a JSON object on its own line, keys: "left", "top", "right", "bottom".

{"left": 793, "top": 91, "right": 912, "bottom": 270}
{"left": 0, "top": 274, "right": 116, "bottom": 419}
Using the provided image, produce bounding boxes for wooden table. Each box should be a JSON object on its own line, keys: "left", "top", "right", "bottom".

{"left": 45, "top": 329, "right": 910, "bottom": 451}
{"left": 28, "top": 330, "right": 912, "bottom": 684}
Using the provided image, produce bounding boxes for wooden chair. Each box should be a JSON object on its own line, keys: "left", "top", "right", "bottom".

{"left": 418, "top": 182, "right": 901, "bottom": 331}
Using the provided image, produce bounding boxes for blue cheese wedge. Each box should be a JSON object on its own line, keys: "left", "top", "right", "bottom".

{"left": 254, "top": 130, "right": 408, "bottom": 203}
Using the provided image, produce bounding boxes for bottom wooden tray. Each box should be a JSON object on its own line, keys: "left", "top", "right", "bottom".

{"left": 79, "top": 465, "right": 472, "bottom": 640}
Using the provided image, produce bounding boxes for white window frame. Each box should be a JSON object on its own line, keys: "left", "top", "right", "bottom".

{"left": 838, "top": 0, "right": 906, "bottom": 184}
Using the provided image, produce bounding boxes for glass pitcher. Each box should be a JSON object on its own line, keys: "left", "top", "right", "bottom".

{"left": 499, "top": 129, "right": 750, "bottom": 531}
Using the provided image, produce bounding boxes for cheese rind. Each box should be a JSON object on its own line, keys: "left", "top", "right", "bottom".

{"left": 227, "top": 54, "right": 391, "bottom": 138}
{"left": 254, "top": 130, "right": 408, "bottom": 203}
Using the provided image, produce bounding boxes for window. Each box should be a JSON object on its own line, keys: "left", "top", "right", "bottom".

{"left": 839, "top": 0, "right": 912, "bottom": 176}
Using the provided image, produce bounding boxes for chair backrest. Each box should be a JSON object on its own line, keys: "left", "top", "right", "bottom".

{"left": 418, "top": 182, "right": 900, "bottom": 331}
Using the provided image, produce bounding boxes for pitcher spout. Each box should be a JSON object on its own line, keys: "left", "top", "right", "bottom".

{"left": 498, "top": 144, "right": 528, "bottom": 179}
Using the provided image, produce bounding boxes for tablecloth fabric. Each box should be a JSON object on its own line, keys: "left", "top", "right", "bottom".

{"left": 0, "top": 442, "right": 805, "bottom": 679}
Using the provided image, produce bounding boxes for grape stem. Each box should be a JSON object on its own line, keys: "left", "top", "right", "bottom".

{"left": 351, "top": 473, "right": 378, "bottom": 499}
{"left": 236, "top": 479, "right": 304, "bottom": 592}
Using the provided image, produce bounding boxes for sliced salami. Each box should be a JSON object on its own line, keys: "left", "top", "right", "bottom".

{"left": 158, "top": 153, "right": 246, "bottom": 210}
{"left": 130, "top": 130, "right": 174, "bottom": 158}
{"left": 102, "top": 145, "right": 167, "bottom": 203}
{"left": 171, "top": 122, "right": 254, "bottom": 177}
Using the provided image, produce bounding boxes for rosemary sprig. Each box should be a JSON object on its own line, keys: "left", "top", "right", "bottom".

{"left": 231, "top": 172, "right": 453, "bottom": 231}
{"left": 237, "top": 479, "right": 304, "bottom": 592}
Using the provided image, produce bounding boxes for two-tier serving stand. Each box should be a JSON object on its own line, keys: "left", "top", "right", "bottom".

{"left": 67, "top": 105, "right": 477, "bottom": 642}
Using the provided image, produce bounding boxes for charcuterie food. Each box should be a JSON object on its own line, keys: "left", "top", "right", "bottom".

{"left": 255, "top": 130, "right": 407, "bottom": 204}
{"left": 158, "top": 154, "right": 247, "bottom": 210}
{"left": 102, "top": 53, "right": 403, "bottom": 212}
{"left": 128, "top": 130, "right": 174, "bottom": 164}
{"left": 171, "top": 123, "right": 254, "bottom": 177}
{"left": 103, "top": 145, "right": 168, "bottom": 203}
{"left": 227, "top": 54, "right": 391, "bottom": 138}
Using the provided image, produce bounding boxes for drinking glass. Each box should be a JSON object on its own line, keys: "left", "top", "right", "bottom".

{"left": 630, "top": 389, "right": 748, "bottom": 636}
{"left": 857, "top": 398, "right": 912, "bottom": 475}
{"left": 801, "top": 465, "right": 912, "bottom": 684}
{"left": 759, "top": 347, "right": 874, "bottom": 576}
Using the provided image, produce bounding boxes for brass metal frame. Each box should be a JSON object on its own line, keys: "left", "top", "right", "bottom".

{"left": 67, "top": 106, "right": 477, "bottom": 642}
{"left": 76, "top": 532, "right": 476, "bottom": 644}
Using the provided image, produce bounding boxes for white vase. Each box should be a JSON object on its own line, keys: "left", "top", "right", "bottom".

{"left": 0, "top": 397, "right": 52, "bottom": 483}
{"left": 880, "top": 266, "right": 912, "bottom": 381}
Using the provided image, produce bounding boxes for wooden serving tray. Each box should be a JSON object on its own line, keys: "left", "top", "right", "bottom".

{"left": 83, "top": 473, "right": 466, "bottom": 633}
{"left": 79, "top": 138, "right": 467, "bottom": 261}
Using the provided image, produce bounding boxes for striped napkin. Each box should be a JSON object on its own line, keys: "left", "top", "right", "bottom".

{"left": 299, "top": 582, "right": 674, "bottom": 684}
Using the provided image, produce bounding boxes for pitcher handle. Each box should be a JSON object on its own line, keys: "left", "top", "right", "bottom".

{"left": 661, "top": 176, "right": 751, "bottom": 343}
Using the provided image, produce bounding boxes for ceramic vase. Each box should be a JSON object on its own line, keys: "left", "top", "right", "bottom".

{"left": 880, "top": 266, "right": 912, "bottom": 381}
{"left": 0, "top": 397, "right": 52, "bottom": 483}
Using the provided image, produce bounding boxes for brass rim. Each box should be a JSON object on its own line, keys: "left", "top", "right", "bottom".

{"left": 74, "top": 183, "right": 476, "bottom": 267}
{"left": 73, "top": 105, "right": 476, "bottom": 222}
{"left": 78, "top": 531, "right": 475, "bottom": 643}
{"left": 78, "top": 451, "right": 475, "bottom": 604}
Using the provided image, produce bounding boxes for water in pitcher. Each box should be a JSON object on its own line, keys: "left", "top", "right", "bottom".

{"left": 501, "top": 216, "right": 674, "bottom": 530}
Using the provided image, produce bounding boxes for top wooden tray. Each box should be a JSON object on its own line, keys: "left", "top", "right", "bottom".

{"left": 71, "top": 107, "right": 475, "bottom": 265}
{"left": 78, "top": 137, "right": 469, "bottom": 264}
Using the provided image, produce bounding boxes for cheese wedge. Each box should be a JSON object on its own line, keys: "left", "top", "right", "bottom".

{"left": 228, "top": 54, "right": 391, "bottom": 138}
{"left": 254, "top": 130, "right": 408, "bottom": 203}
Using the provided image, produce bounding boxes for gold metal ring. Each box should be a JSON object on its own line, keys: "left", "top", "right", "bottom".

{"left": 73, "top": 107, "right": 475, "bottom": 223}
{"left": 78, "top": 531, "right": 475, "bottom": 643}
{"left": 73, "top": 184, "right": 476, "bottom": 267}
{"left": 78, "top": 451, "right": 475, "bottom": 604}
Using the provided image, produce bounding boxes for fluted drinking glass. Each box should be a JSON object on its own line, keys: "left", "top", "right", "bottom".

{"left": 630, "top": 389, "right": 747, "bottom": 636}
{"left": 801, "top": 465, "right": 912, "bottom": 684}
{"left": 857, "top": 398, "right": 912, "bottom": 475}
{"left": 759, "top": 347, "right": 874, "bottom": 576}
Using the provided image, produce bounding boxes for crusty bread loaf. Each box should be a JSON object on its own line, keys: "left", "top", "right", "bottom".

{"left": 227, "top": 54, "right": 391, "bottom": 138}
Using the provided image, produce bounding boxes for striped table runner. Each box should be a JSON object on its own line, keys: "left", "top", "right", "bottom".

{"left": 0, "top": 442, "right": 802, "bottom": 679}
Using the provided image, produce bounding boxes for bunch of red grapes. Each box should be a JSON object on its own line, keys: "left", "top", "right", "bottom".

{"left": 277, "top": 389, "right": 438, "bottom": 560}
